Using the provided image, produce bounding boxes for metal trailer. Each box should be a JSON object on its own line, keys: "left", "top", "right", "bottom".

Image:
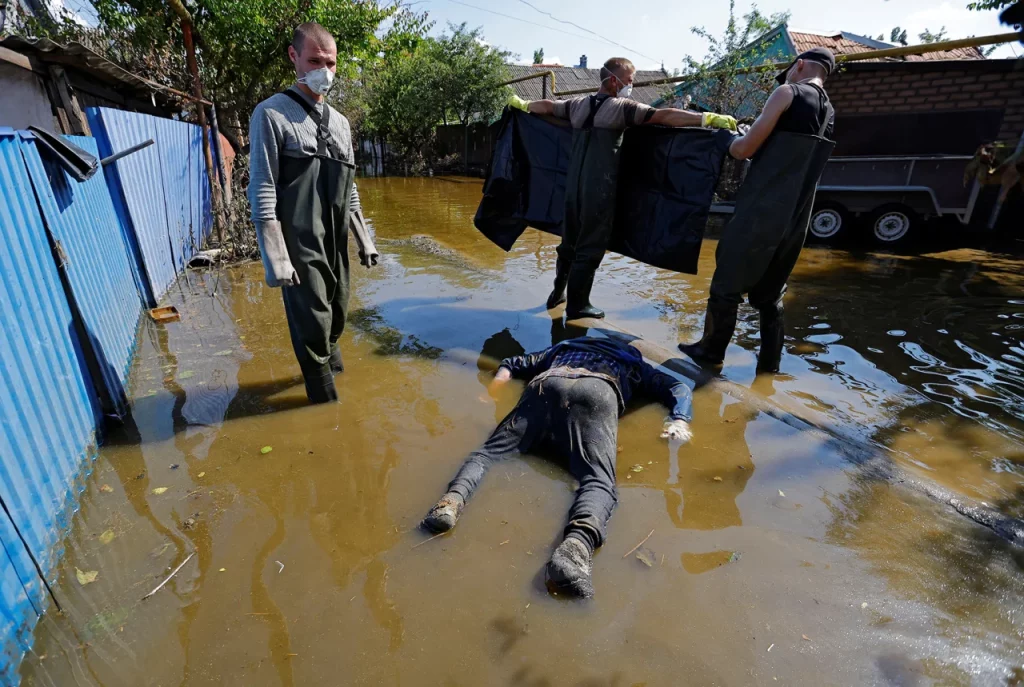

{"left": 709, "top": 155, "right": 990, "bottom": 247}
{"left": 807, "top": 155, "right": 984, "bottom": 246}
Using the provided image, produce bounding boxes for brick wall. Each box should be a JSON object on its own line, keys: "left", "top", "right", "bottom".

{"left": 827, "top": 60, "right": 1024, "bottom": 142}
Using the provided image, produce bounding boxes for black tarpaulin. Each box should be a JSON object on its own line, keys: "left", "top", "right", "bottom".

{"left": 474, "top": 108, "right": 735, "bottom": 274}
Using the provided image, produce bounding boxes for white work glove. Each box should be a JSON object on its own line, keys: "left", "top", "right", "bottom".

{"left": 660, "top": 418, "right": 693, "bottom": 444}
{"left": 255, "top": 220, "right": 299, "bottom": 287}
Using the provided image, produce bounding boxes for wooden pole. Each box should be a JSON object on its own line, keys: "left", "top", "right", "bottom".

{"left": 169, "top": 0, "right": 226, "bottom": 247}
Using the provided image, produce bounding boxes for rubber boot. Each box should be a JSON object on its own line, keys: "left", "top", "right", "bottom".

{"left": 301, "top": 362, "right": 339, "bottom": 404}
{"left": 421, "top": 492, "right": 465, "bottom": 533}
{"left": 565, "top": 261, "right": 605, "bottom": 320}
{"left": 677, "top": 300, "right": 738, "bottom": 366}
{"left": 756, "top": 302, "right": 785, "bottom": 374}
{"left": 329, "top": 343, "right": 344, "bottom": 374}
{"left": 546, "top": 535, "right": 594, "bottom": 598}
{"left": 546, "top": 257, "right": 570, "bottom": 309}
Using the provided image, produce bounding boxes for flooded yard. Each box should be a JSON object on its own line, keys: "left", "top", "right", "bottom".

{"left": 21, "top": 177, "right": 1024, "bottom": 685}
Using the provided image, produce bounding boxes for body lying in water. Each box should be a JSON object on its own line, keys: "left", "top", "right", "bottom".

{"left": 422, "top": 336, "right": 694, "bottom": 598}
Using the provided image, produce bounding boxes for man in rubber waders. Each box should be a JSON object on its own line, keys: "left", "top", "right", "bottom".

{"left": 678, "top": 47, "right": 837, "bottom": 374}
{"left": 508, "top": 57, "right": 739, "bottom": 320}
{"left": 248, "top": 22, "right": 378, "bottom": 404}
{"left": 420, "top": 336, "right": 694, "bottom": 598}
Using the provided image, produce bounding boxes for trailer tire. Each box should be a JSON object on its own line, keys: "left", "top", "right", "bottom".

{"left": 808, "top": 202, "right": 849, "bottom": 244}
{"left": 869, "top": 204, "right": 918, "bottom": 247}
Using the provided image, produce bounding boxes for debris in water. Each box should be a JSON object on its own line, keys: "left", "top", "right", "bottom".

{"left": 499, "top": 539, "right": 510, "bottom": 546}
{"left": 802, "top": 634, "right": 811, "bottom": 641}
{"left": 213, "top": 350, "right": 233, "bottom": 356}
{"left": 623, "top": 529, "right": 655, "bottom": 559}
{"left": 635, "top": 547, "right": 656, "bottom": 567}
{"left": 412, "top": 532, "right": 445, "bottom": 549}
{"left": 778, "top": 490, "right": 785, "bottom": 497}
{"left": 135, "top": 472, "right": 146, "bottom": 480}
{"left": 99, "top": 484, "right": 114, "bottom": 493}
{"left": 142, "top": 552, "right": 195, "bottom": 600}
{"left": 630, "top": 464, "right": 644, "bottom": 473}
{"left": 75, "top": 568, "right": 98, "bottom": 586}
{"left": 260, "top": 446, "right": 273, "bottom": 455}
{"left": 151, "top": 487, "right": 168, "bottom": 495}
{"left": 219, "top": 568, "right": 226, "bottom": 572}
{"left": 861, "top": 602, "right": 868, "bottom": 609}
{"left": 182, "top": 514, "right": 198, "bottom": 531}
{"left": 713, "top": 476, "right": 723, "bottom": 482}
{"left": 169, "top": 464, "right": 179, "bottom": 470}
{"left": 179, "top": 371, "right": 195, "bottom": 379}
{"left": 767, "top": 643, "right": 774, "bottom": 652}
{"left": 198, "top": 472, "right": 206, "bottom": 478}
{"left": 276, "top": 560, "right": 285, "bottom": 574}
{"left": 99, "top": 530, "right": 116, "bottom": 545}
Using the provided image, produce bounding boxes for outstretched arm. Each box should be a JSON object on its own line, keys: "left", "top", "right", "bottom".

{"left": 638, "top": 361, "right": 694, "bottom": 443}
{"left": 728, "top": 85, "right": 794, "bottom": 160}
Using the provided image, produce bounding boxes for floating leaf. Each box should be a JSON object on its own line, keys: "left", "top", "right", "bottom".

{"left": 151, "top": 487, "right": 168, "bottom": 495}
{"left": 213, "top": 349, "right": 233, "bottom": 356}
{"left": 260, "top": 446, "right": 273, "bottom": 455}
{"left": 75, "top": 568, "right": 98, "bottom": 586}
{"left": 728, "top": 552, "right": 742, "bottom": 564}
{"left": 635, "top": 547, "right": 656, "bottom": 567}
{"left": 99, "top": 484, "right": 114, "bottom": 494}
{"left": 713, "top": 476, "right": 723, "bottom": 482}
{"left": 778, "top": 489, "right": 786, "bottom": 497}
{"left": 179, "top": 371, "right": 195, "bottom": 380}
{"left": 219, "top": 568, "right": 226, "bottom": 572}
{"left": 99, "top": 530, "right": 116, "bottom": 545}
{"left": 802, "top": 634, "right": 811, "bottom": 641}
{"left": 198, "top": 472, "right": 206, "bottom": 478}
{"left": 630, "top": 464, "right": 644, "bottom": 473}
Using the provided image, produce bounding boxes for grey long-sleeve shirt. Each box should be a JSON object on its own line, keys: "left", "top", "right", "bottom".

{"left": 247, "top": 84, "right": 361, "bottom": 223}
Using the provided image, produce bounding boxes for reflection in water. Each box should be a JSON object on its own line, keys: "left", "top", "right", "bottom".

{"left": 21, "top": 178, "right": 1024, "bottom": 685}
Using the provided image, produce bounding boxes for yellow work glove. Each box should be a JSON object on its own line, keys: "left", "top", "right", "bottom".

{"left": 508, "top": 94, "right": 531, "bottom": 112}
{"left": 701, "top": 112, "right": 738, "bottom": 131}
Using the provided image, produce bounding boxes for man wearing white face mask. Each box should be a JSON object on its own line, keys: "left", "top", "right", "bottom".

{"left": 509, "top": 57, "right": 737, "bottom": 319}
{"left": 248, "top": 21, "right": 379, "bottom": 404}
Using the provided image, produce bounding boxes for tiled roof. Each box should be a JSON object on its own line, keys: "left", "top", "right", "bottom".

{"left": 789, "top": 30, "right": 985, "bottom": 62}
{"left": 503, "top": 64, "right": 669, "bottom": 105}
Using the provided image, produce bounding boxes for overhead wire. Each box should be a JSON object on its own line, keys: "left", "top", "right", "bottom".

{"left": 512, "top": 0, "right": 659, "bottom": 63}
{"left": 442, "top": 0, "right": 620, "bottom": 49}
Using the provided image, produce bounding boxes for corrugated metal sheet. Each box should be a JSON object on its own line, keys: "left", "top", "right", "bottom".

{"left": 19, "top": 133, "right": 143, "bottom": 417}
{"left": 87, "top": 108, "right": 213, "bottom": 305}
{"left": 789, "top": 30, "right": 986, "bottom": 62}
{"left": 0, "top": 127, "right": 100, "bottom": 685}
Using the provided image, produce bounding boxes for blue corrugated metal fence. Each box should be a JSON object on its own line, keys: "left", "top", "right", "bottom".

{"left": 0, "top": 113, "right": 214, "bottom": 684}
{"left": 88, "top": 108, "right": 213, "bottom": 306}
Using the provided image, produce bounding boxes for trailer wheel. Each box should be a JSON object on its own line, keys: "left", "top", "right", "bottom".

{"left": 869, "top": 204, "right": 918, "bottom": 246}
{"left": 809, "top": 202, "right": 849, "bottom": 243}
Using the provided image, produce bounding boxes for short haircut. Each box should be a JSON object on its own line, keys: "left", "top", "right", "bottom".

{"left": 600, "top": 57, "right": 635, "bottom": 82}
{"left": 292, "top": 22, "right": 336, "bottom": 54}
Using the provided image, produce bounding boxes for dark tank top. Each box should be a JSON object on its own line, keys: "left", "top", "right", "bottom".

{"left": 775, "top": 82, "right": 834, "bottom": 139}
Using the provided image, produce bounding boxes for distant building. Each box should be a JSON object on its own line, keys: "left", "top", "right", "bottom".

{"left": 504, "top": 62, "right": 668, "bottom": 106}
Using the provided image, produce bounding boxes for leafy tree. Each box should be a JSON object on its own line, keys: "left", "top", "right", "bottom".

{"left": 966, "top": 0, "right": 1014, "bottom": 9}
{"left": 23, "top": 0, "right": 428, "bottom": 149}
{"left": 428, "top": 23, "right": 510, "bottom": 172}
{"left": 533, "top": 47, "right": 544, "bottom": 64}
{"left": 675, "top": 0, "right": 791, "bottom": 120}
{"left": 890, "top": 27, "right": 909, "bottom": 45}
{"left": 918, "top": 26, "right": 949, "bottom": 43}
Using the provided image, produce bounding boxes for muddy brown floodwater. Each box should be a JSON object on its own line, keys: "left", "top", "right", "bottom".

{"left": 21, "top": 177, "right": 1024, "bottom": 686}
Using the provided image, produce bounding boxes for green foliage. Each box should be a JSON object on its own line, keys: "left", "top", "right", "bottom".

{"left": 361, "top": 22, "right": 510, "bottom": 168}
{"left": 676, "top": 0, "right": 790, "bottom": 118}
{"left": 966, "top": 0, "right": 1014, "bottom": 10}
{"left": 890, "top": 27, "right": 909, "bottom": 46}
{"left": 532, "top": 47, "right": 544, "bottom": 64}
{"left": 23, "top": 0, "right": 428, "bottom": 144}
{"left": 918, "top": 26, "right": 949, "bottom": 43}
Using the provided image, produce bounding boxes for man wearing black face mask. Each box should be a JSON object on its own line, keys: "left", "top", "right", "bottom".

{"left": 510, "top": 57, "right": 737, "bottom": 320}
{"left": 679, "top": 47, "right": 836, "bottom": 375}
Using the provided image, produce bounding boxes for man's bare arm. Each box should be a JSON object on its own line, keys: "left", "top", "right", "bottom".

{"left": 527, "top": 99, "right": 556, "bottom": 116}
{"left": 647, "top": 108, "right": 704, "bottom": 128}
{"left": 728, "top": 86, "right": 794, "bottom": 160}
